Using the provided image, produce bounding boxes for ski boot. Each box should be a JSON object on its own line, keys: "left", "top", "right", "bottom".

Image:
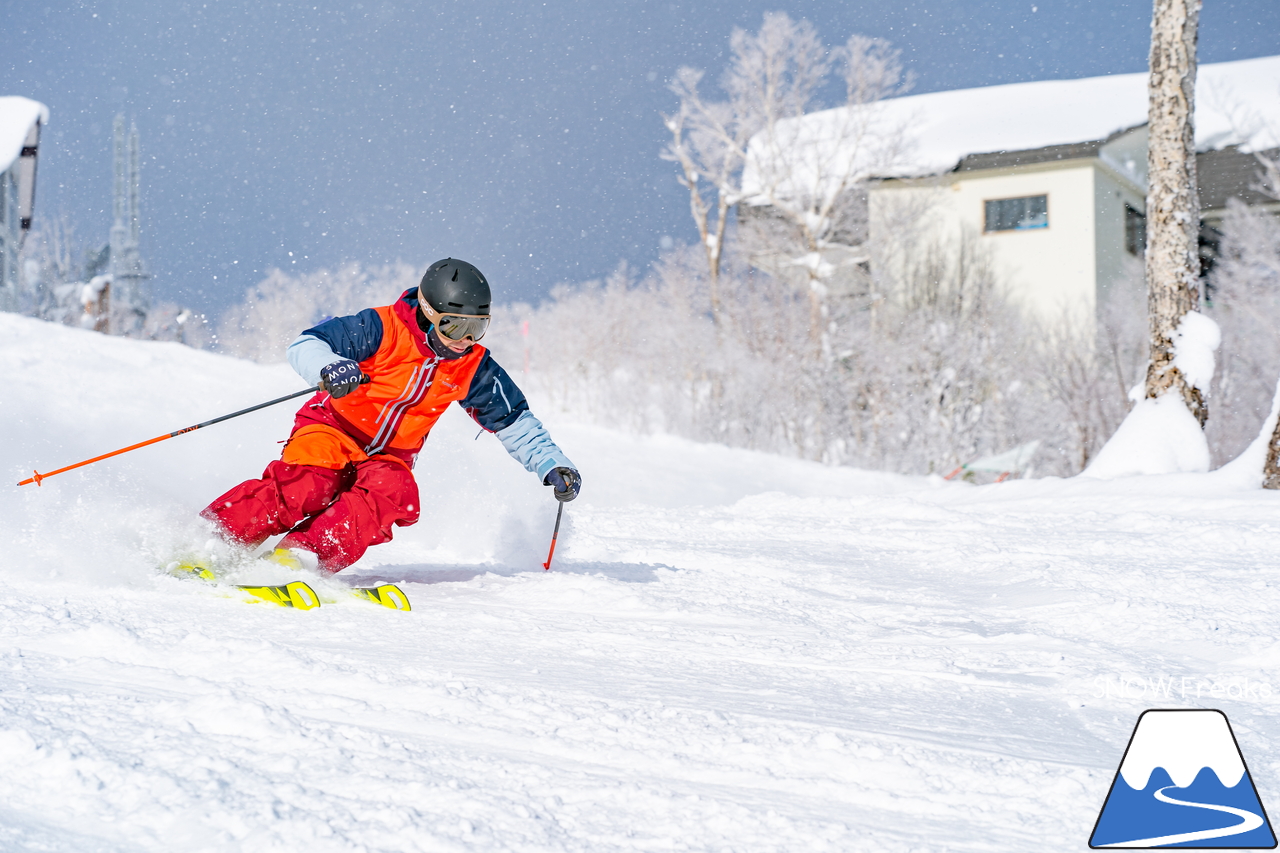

{"left": 167, "top": 557, "right": 218, "bottom": 583}
{"left": 262, "top": 547, "right": 320, "bottom": 573}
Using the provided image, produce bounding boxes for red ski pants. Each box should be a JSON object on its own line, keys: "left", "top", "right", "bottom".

{"left": 200, "top": 457, "right": 420, "bottom": 573}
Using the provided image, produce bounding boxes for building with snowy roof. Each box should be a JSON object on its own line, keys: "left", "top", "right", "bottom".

{"left": 743, "top": 54, "right": 1280, "bottom": 329}
{"left": 0, "top": 97, "right": 47, "bottom": 313}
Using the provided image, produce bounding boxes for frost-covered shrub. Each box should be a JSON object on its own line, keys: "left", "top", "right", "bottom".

{"left": 18, "top": 214, "right": 213, "bottom": 346}
{"left": 484, "top": 238, "right": 1142, "bottom": 478}
{"left": 1205, "top": 197, "right": 1280, "bottom": 465}
{"left": 487, "top": 193, "right": 1278, "bottom": 478}
{"left": 1031, "top": 262, "right": 1148, "bottom": 472}
{"left": 216, "top": 247, "right": 1157, "bottom": 478}
{"left": 217, "top": 262, "right": 418, "bottom": 361}
{"left": 17, "top": 214, "right": 97, "bottom": 327}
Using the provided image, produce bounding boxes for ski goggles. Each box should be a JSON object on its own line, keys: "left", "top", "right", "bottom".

{"left": 436, "top": 313, "right": 490, "bottom": 342}
{"left": 420, "top": 300, "right": 490, "bottom": 342}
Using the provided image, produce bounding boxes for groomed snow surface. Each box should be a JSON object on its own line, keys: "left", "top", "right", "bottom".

{"left": 4, "top": 312, "right": 1280, "bottom": 851}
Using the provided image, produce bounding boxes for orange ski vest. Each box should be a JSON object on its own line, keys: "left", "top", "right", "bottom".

{"left": 333, "top": 303, "right": 486, "bottom": 452}
{"left": 283, "top": 302, "right": 487, "bottom": 471}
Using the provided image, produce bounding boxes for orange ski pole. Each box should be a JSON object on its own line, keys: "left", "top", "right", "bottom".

{"left": 542, "top": 501, "right": 565, "bottom": 570}
{"left": 17, "top": 384, "right": 321, "bottom": 487}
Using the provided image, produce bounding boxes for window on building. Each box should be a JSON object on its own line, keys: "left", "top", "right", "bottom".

{"left": 984, "top": 195, "right": 1048, "bottom": 232}
{"left": 1200, "top": 221, "right": 1222, "bottom": 302}
{"left": 1125, "top": 204, "right": 1146, "bottom": 256}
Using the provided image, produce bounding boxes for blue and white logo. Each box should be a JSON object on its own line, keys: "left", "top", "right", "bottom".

{"left": 1090, "top": 709, "right": 1276, "bottom": 848}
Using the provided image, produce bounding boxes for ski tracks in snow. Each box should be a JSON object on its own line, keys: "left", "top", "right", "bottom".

{"left": 6, "top": 473, "right": 1280, "bottom": 851}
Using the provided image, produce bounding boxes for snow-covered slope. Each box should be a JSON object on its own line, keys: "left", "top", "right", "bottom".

{"left": 4, "top": 314, "right": 1280, "bottom": 851}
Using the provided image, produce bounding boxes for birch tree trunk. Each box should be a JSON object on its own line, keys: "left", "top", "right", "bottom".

{"left": 1264, "top": 421, "right": 1280, "bottom": 489}
{"left": 1143, "top": 0, "right": 1206, "bottom": 425}
{"left": 1253, "top": 155, "right": 1280, "bottom": 488}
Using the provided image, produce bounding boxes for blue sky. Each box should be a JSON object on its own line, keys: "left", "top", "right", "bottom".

{"left": 5, "top": 0, "right": 1278, "bottom": 316}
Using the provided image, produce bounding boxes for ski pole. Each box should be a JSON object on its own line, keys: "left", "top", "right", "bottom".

{"left": 542, "top": 501, "right": 565, "bottom": 571}
{"left": 17, "top": 384, "right": 322, "bottom": 487}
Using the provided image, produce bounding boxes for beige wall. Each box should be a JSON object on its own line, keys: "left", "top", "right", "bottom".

{"left": 872, "top": 157, "right": 1144, "bottom": 331}
{"left": 1093, "top": 164, "right": 1147, "bottom": 306}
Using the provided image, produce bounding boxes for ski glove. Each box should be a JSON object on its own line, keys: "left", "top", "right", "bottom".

{"left": 544, "top": 467, "right": 581, "bottom": 502}
{"left": 319, "top": 359, "right": 366, "bottom": 398}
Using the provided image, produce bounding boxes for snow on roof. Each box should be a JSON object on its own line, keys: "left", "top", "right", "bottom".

{"left": 893, "top": 53, "right": 1280, "bottom": 175}
{"left": 743, "top": 54, "right": 1280, "bottom": 199}
{"left": 0, "top": 96, "right": 49, "bottom": 174}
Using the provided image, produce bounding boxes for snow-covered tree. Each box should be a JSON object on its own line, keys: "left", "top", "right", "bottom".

{"left": 661, "top": 70, "right": 750, "bottom": 327}
{"left": 492, "top": 231, "right": 1100, "bottom": 477}
{"left": 663, "top": 14, "right": 907, "bottom": 337}
{"left": 737, "top": 31, "right": 908, "bottom": 352}
{"left": 662, "top": 13, "right": 824, "bottom": 327}
{"left": 217, "top": 262, "right": 419, "bottom": 362}
{"left": 16, "top": 213, "right": 86, "bottom": 324}
{"left": 1204, "top": 150, "right": 1280, "bottom": 484}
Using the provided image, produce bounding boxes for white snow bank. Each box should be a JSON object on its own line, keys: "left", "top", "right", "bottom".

{"left": 1084, "top": 312, "right": 1221, "bottom": 480}
{"left": 1082, "top": 393, "right": 1210, "bottom": 478}
{"left": 0, "top": 96, "right": 48, "bottom": 173}
{"left": 1172, "top": 311, "right": 1221, "bottom": 393}
{"left": 1214, "top": 377, "right": 1280, "bottom": 488}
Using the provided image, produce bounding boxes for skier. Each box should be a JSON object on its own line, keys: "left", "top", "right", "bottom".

{"left": 196, "top": 258, "right": 580, "bottom": 574}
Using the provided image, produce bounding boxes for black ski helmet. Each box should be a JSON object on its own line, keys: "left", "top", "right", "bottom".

{"left": 418, "top": 258, "right": 491, "bottom": 317}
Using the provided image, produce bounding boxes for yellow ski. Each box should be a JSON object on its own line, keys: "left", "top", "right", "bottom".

{"left": 352, "top": 584, "right": 412, "bottom": 611}
{"left": 169, "top": 560, "right": 405, "bottom": 611}
{"left": 237, "top": 580, "right": 321, "bottom": 610}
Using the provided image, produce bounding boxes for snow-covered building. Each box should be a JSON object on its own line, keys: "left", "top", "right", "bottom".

{"left": 0, "top": 97, "right": 47, "bottom": 313}
{"left": 746, "top": 55, "right": 1280, "bottom": 329}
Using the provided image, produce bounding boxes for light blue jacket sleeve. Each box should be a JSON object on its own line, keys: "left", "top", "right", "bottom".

{"left": 495, "top": 411, "right": 576, "bottom": 482}
{"left": 287, "top": 334, "right": 345, "bottom": 386}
